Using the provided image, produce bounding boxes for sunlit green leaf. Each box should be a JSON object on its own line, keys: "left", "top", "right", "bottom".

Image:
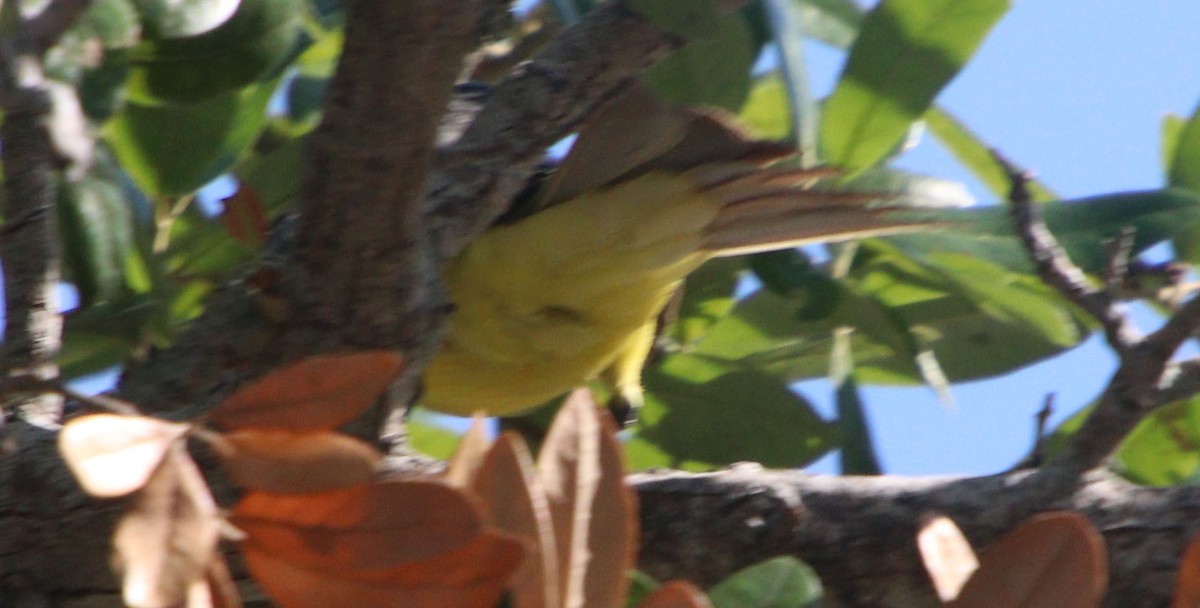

{"left": 105, "top": 79, "right": 276, "bottom": 196}
{"left": 628, "top": 366, "right": 836, "bottom": 471}
{"left": 641, "top": 11, "right": 757, "bottom": 112}
{"left": 708, "top": 557, "right": 823, "bottom": 608}
{"left": 739, "top": 75, "right": 792, "bottom": 140}
{"left": 820, "top": 0, "right": 1010, "bottom": 172}
{"left": 1115, "top": 396, "right": 1200, "bottom": 486}
{"left": 1167, "top": 104, "right": 1200, "bottom": 263}
{"left": 923, "top": 107, "right": 1057, "bottom": 202}
{"left": 127, "top": 0, "right": 301, "bottom": 103}
{"left": 134, "top": 0, "right": 241, "bottom": 38}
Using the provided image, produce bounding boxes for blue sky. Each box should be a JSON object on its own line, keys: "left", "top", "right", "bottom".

{"left": 799, "top": 0, "right": 1200, "bottom": 475}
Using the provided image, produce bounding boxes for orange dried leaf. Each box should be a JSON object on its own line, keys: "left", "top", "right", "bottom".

{"left": 232, "top": 480, "right": 484, "bottom": 574}
{"left": 220, "top": 185, "right": 269, "bottom": 247}
{"left": 471, "top": 432, "right": 559, "bottom": 608}
{"left": 638, "top": 581, "right": 714, "bottom": 608}
{"left": 1172, "top": 532, "right": 1200, "bottom": 608}
{"left": 211, "top": 351, "right": 404, "bottom": 432}
{"left": 950, "top": 511, "right": 1107, "bottom": 608}
{"left": 59, "top": 414, "right": 189, "bottom": 497}
{"left": 444, "top": 413, "right": 492, "bottom": 488}
{"left": 538, "top": 389, "right": 637, "bottom": 608}
{"left": 244, "top": 539, "right": 516, "bottom": 608}
{"left": 115, "top": 446, "right": 221, "bottom": 608}
{"left": 917, "top": 515, "right": 978, "bottom": 602}
{"left": 211, "top": 429, "right": 382, "bottom": 494}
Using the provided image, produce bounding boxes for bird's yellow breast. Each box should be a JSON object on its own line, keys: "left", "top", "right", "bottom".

{"left": 421, "top": 172, "right": 719, "bottom": 416}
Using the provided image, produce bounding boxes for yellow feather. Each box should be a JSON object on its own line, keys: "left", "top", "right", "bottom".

{"left": 420, "top": 89, "right": 934, "bottom": 417}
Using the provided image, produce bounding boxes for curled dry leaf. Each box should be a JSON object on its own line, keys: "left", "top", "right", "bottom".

{"left": 538, "top": 389, "right": 638, "bottom": 608}
{"left": 1172, "top": 532, "right": 1200, "bottom": 608}
{"left": 205, "top": 557, "right": 243, "bottom": 608}
{"left": 949, "top": 511, "right": 1107, "bottom": 608}
{"left": 232, "top": 480, "right": 486, "bottom": 574}
{"left": 209, "top": 429, "right": 383, "bottom": 494}
{"left": 243, "top": 532, "right": 521, "bottom": 608}
{"left": 115, "top": 444, "right": 221, "bottom": 608}
{"left": 58, "top": 413, "right": 189, "bottom": 497}
{"left": 471, "top": 432, "right": 560, "bottom": 608}
{"left": 211, "top": 351, "right": 404, "bottom": 432}
{"left": 444, "top": 413, "right": 492, "bottom": 488}
{"left": 916, "top": 514, "right": 979, "bottom": 602}
{"left": 637, "top": 581, "right": 714, "bottom": 608}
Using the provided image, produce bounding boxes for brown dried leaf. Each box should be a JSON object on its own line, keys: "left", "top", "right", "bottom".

{"left": 917, "top": 514, "right": 979, "bottom": 602}
{"left": 638, "top": 581, "right": 714, "bottom": 608}
{"left": 444, "top": 414, "right": 491, "bottom": 488}
{"left": 220, "top": 186, "right": 269, "bottom": 247}
{"left": 59, "top": 414, "right": 189, "bottom": 498}
{"left": 537, "top": 389, "right": 637, "bottom": 608}
{"left": 232, "top": 480, "right": 484, "bottom": 574}
{"left": 115, "top": 445, "right": 221, "bottom": 608}
{"left": 210, "top": 430, "right": 382, "bottom": 494}
{"left": 211, "top": 351, "right": 404, "bottom": 432}
{"left": 471, "top": 432, "right": 559, "bottom": 608}
{"left": 950, "top": 511, "right": 1107, "bottom": 608}
{"left": 1172, "top": 532, "right": 1200, "bottom": 608}
{"left": 244, "top": 535, "right": 519, "bottom": 608}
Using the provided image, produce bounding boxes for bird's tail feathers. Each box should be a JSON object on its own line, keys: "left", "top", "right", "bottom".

{"left": 691, "top": 162, "right": 937, "bottom": 256}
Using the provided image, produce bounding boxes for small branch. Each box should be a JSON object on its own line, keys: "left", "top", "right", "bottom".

{"left": 995, "top": 150, "right": 1141, "bottom": 351}
{"left": 23, "top": 0, "right": 93, "bottom": 55}
{"left": 426, "top": 1, "right": 688, "bottom": 263}
{"left": 0, "top": 20, "right": 70, "bottom": 425}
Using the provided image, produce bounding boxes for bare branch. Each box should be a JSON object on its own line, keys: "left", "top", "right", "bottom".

{"left": 426, "top": 1, "right": 687, "bottom": 263}
{"left": 0, "top": 28, "right": 65, "bottom": 425}
{"left": 23, "top": 0, "right": 93, "bottom": 55}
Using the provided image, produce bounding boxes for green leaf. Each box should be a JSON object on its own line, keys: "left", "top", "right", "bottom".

{"left": 1161, "top": 113, "right": 1186, "bottom": 178}
{"left": 59, "top": 294, "right": 156, "bottom": 379}
{"left": 626, "top": 0, "right": 722, "bottom": 40}
{"left": 739, "top": 75, "right": 792, "bottom": 140}
{"left": 1167, "top": 104, "right": 1200, "bottom": 263}
{"left": 708, "top": 557, "right": 823, "bottom": 608}
{"left": 628, "top": 365, "right": 836, "bottom": 471}
{"left": 672, "top": 257, "right": 744, "bottom": 346}
{"left": 626, "top": 572, "right": 661, "bottom": 608}
{"left": 406, "top": 417, "right": 464, "bottom": 460}
{"left": 763, "top": 0, "right": 817, "bottom": 160}
{"left": 819, "top": 0, "right": 1010, "bottom": 172}
{"left": 836, "top": 372, "right": 881, "bottom": 474}
{"left": 924, "top": 107, "right": 1058, "bottom": 202}
{"left": 891, "top": 189, "right": 1200, "bottom": 274}
{"left": 640, "top": 11, "right": 757, "bottom": 112}
{"left": 794, "top": 0, "right": 863, "bottom": 49}
{"left": 78, "top": 0, "right": 141, "bottom": 48}
{"left": 57, "top": 176, "right": 135, "bottom": 307}
{"left": 134, "top": 0, "right": 241, "bottom": 38}
{"left": 104, "top": 78, "right": 277, "bottom": 196}
{"left": 1115, "top": 396, "right": 1200, "bottom": 486}
{"left": 127, "top": 0, "right": 302, "bottom": 103}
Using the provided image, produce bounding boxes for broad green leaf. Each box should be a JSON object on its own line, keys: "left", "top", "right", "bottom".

{"left": 1167, "top": 104, "right": 1200, "bottom": 263}
{"left": 626, "top": 571, "right": 661, "bottom": 608}
{"left": 105, "top": 79, "right": 276, "bottom": 196}
{"left": 794, "top": 0, "right": 863, "bottom": 49}
{"left": 58, "top": 176, "right": 135, "bottom": 307}
{"left": 819, "top": 0, "right": 1010, "bottom": 172}
{"left": 233, "top": 119, "right": 308, "bottom": 211}
{"left": 1161, "top": 113, "right": 1185, "bottom": 177}
{"left": 672, "top": 257, "right": 744, "bottom": 346}
{"left": 628, "top": 366, "right": 836, "bottom": 471}
{"left": 626, "top": 0, "right": 722, "bottom": 40}
{"left": 407, "top": 418, "right": 464, "bottom": 460}
{"left": 836, "top": 370, "right": 881, "bottom": 474}
{"left": 641, "top": 11, "right": 757, "bottom": 112}
{"left": 891, "top": 189, "right": 1200, "bottom": 274}
{"left": 126, "top": 0, "right": 301, "bottom": 103}
{"left": 60, "top": 294, "right": 156, "bottom": 379}
{"left": 708, "top": 557, "right": 823, "bottom": 608}
{"left": 77, "top": 0, "right": 141, "bottom": 48}
{"left": 739, "top": 75, "right": 792, "bottom": 140}
{"left": 166, "top": 205, "right": 258, "bottom": 278}
{"left": 1115, "top": 396, "right": 1200, "bottom": 486}
{"left": 134, "top": 0, "right": 241, "bottom": 38}
{"left": 923, "top": 107, "right": 1058, "bottom": 202}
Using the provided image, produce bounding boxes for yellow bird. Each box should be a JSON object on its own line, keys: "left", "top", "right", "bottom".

{"left": 421, "top": 87, "right": 927, "bottom": 417}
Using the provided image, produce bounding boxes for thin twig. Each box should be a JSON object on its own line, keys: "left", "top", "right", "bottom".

{"left": 995, "top": 149, "right": 1142, "bottom": 351}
